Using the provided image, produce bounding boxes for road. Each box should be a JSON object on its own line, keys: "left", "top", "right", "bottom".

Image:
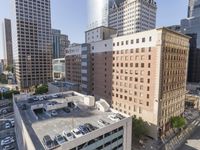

{"left": 179, "top": 120, "right": 200, "bottom": 150}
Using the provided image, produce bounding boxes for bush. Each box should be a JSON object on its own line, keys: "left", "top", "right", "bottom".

{"left": 171, "top": 116, "right": 186, "bottom": 129}
{"left": 0, "top": 90, "right": 20, "bottom": 100}
{"left": 35, "top": 84, "right": 48, "bottom": 95}
{"left": 132, "top": 117, "right": 148, "bottom": 140}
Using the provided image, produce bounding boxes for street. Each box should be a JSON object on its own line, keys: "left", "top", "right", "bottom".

{"left": 179, "top": 119, "right": 200, "bottom": 150}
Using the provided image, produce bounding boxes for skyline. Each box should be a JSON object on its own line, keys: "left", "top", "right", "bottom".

{"left": 0, "top": 0, "right": 188, "bottom": 59}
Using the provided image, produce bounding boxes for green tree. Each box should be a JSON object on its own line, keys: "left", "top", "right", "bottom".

{"left": 132, "top": 117, "right": 148, "bottom": 140}
{"left": 171, "top": 116, "right": 186, "bottom": 129}
{"left": 1, "top": 90, "right": 20, "bottom": 100}
{"left": 0, "top": 74, "right": 8, "bottom": 84}
{"left": 35, "top": 84, "right": 48, "bottom": 95}
{"left": 6, "top": 65, "right": 14, "bottom": 73}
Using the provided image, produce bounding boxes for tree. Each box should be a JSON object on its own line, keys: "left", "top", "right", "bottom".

{"left": 132, "top": 117, "right": 148, "bottom": 140}
{"left": 171, "top": 116, "right": 186, "bottom": 129}
{"left": 6, "top": 65, "right": 14, "bottom": 73}
{"left": 35, "top": 84, "right": 48, "bottom": 95}
{"left": 0, "top": 90, "right": 20, "bottom": 100}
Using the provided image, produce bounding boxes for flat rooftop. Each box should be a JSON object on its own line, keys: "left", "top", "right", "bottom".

{"left": 14, "top": 91, "right": 126, "bottom": 150}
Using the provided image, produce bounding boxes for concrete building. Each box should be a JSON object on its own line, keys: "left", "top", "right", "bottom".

{"left": 85, "top": 26, "right": 117, "bottom": 43}
{"left": 52, "top": 58, "right": 65, "bottom": 81}
{"left": 109, "top": 0, "right": 157, "bottom": 36}
{"left": 12, "top": 0, "right": 52, "bottom": 89}
{"left": 92, "top": 28, "right": 189, "bottom": 139}
{"left": 181, "top": 0, "right": 200, "bottom": 83}
{"left": 185, "top": 94, "right": 200, "bottom": 110}
{"left": 13, "top": 91, "right": 132, "bottom": 150}
{"left": 65, "top": 28, "right": 190, "bottom": 139}
{"left": 52, "top": 29, "right": 70, "bottom": 59}
{"left": 48, "top": 81, "right": 79, "bottom": 94}
{"left": 2, "top": 18, "right": 13, "bottom": 68}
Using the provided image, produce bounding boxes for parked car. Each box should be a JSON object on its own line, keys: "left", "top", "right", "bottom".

{"left": 43, "top": 135, "right": 55, "bottom": 149}
{"left": 63, "top": 107, "right": 70, "bottom": 113}
{"left": 84, "top": 123, "right": 98, "bottom": 131}
{"left": 51, "top": 110, "right": 58, "bottom": 117}
{"left": 1, "top": 137, "right": 15, "bottom": 146}
{"left": 97, "top": 119, "right": 110, "bottom": 127}
{"left": 5, "top": 123, "right": 11, "bottom": 129}
{"left": 108, "top": 114, "right": 120, "bottom": 122}
{"left": 62, "top": 131, "right": 75, "bottom": 141}
{"left": 71, "top": 128, "right": 83, "bottom": 138}
{"left": 55, "top": 135, "right": 65, "bottom": 145}
{"left": 2, "top": 144, "right": 15, "bottom": 150}
{"left": 78, "top": 125, "right": 90, "bottom": 135}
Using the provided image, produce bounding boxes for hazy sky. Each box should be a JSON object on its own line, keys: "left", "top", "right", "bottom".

{"left": 0, "top": 0, "right": 188, "bottom": 59}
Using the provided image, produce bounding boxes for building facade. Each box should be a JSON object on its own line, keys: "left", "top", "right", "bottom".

{"left": 12, "top": 0, "right": 52, "bottom": 89}
{"left": 52, "top": 58, "right": 65, "bottom": 81}
{"left": 2, "top": 18, "right": 13, "bottom": 68}
{"left": 85, "top": 26, "right": 116, "bottom": 43}
{"left": 65, "top": 28, "right": 190, "bottom": 139}
{"left": 65, "top": 44, "right": 82, "bottom": 85}
{"left": 181, "top": 0, "right": 200, "bottom": 83}
{"left": 109, "top": 0, "right": 157, "bottom": 36}
{"left": 52, "top": 29, "right": 70, "bottom": 59}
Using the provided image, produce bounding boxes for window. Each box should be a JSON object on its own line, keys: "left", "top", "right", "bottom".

{"left": 147, "top": 102, "right": 149, "bottom": 106}
{"left": 121, "top": 41, "right": 124, "bottom": 45}
{"left": 126, "top": 40, "right": 128, "bottom": 45}
{"left": 141, "top": 63, "right": 144, "bottom": 68}
{"left": 136, "top": 39, "right": 139, "bottom": 43}
{"left": 149, "top": 36, "right": 152, "bottom": 42}
{"left": 142, "top": 38, "right": 145, "bottom": 43}
{"left": 131, "top": 40, "right": 134, "bottom": 44}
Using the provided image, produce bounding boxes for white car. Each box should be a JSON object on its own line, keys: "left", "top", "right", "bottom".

{"left": 63, "top": 131, "right": 75, "bottom": 141}
{"left": 108, "top": 114, "right": 120, "bottom": 122}
{"left": 4, "top": 123, "right": 11, "bottom": 129}
{"left": 71, "top": 128, "right": 83, "bottom": 138}
{"left": 55, "top": 135, "right": 65, "bottom": 145}
{"left": 1, "top": 137, "right": 15, "bottom": 146}
{"left": 97, "top": 119, "right": 110, "bottom": 127}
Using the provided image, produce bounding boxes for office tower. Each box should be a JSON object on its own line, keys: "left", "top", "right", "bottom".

{"left": 65, "top": 44, "right": 82, "bottom": 85}
{"left": 109, "top": 0, "right": 157, "bottom": 36}
{"left": 87, "top": 0, "right": 111, "bottom": 30}
{"left": 65, "top": 28, "right": 190, "bottom": 139}
{"left": 14, "top": 91, "right": 132, "bottom": 150}
{"left": 12, "top": 0, "right": 52, "bottom": 89}
{"left": 2, "top": 18, "right": 13, "bottom": 68}
{"left": 181, "top": 0, "right": 200, "bottom": 82}
{"left": 188, "top": 0, "right": 200, "bottom": 17}
{"left": 60, "top": 34, "right": 70, "bottom": 58}
{"left": 52, "top": 29, "right": 70, "bottom": 59}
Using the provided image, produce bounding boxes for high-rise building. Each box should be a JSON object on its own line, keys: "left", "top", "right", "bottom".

{"left": 12, "top": 0, "right": 52, "bottom": 89}
{"left": 109, "top": 0, "right": 157, "bottom": 36}
{"left": 181, "top": 0, "right": 200, "bottom": 82}
{"left": 64, "top": 28, "right": 190, "bottom": 139}
{"left": 87, "top": 0, "right": 111, "bottom": 30}
{"left": 188, "top": 0, "right": 200, "bottom": 18}
{"left": 2, "top": 18, "right": 13, "bottom": 68}
{"left": 52, "top": 29, "right": 70, "bottom": 59}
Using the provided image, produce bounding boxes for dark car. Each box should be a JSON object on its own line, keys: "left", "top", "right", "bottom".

{"left": 68, "top": 102, "right": 75, "bottom": 108}
{"left": 43, "top": 135, "right": 55, "bottom": 149}
{"left": 63, "top": 107, "right": 70, "bottom": 113}
{"left": 78, "top": 125, "right": 90, "bottom": 135}
{"left": 84, "top": 123, "right": 98, "bottom": 131}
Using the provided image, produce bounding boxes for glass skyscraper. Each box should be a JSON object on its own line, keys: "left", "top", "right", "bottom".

{"left": 87, "top": 0, "right": 110, "bottom": 30}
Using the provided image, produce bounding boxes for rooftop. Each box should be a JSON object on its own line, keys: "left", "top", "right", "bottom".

{"left": 14, "top": 91, "right": 128, "bottom": 150}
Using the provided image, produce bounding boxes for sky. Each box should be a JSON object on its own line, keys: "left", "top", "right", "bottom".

{"left": 0, "top": 0, "right": 188, "bottom": 59}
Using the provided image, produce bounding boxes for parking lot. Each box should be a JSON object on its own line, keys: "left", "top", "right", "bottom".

{"left": 0, "top": 100, "right": 18, "bottom": 150}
